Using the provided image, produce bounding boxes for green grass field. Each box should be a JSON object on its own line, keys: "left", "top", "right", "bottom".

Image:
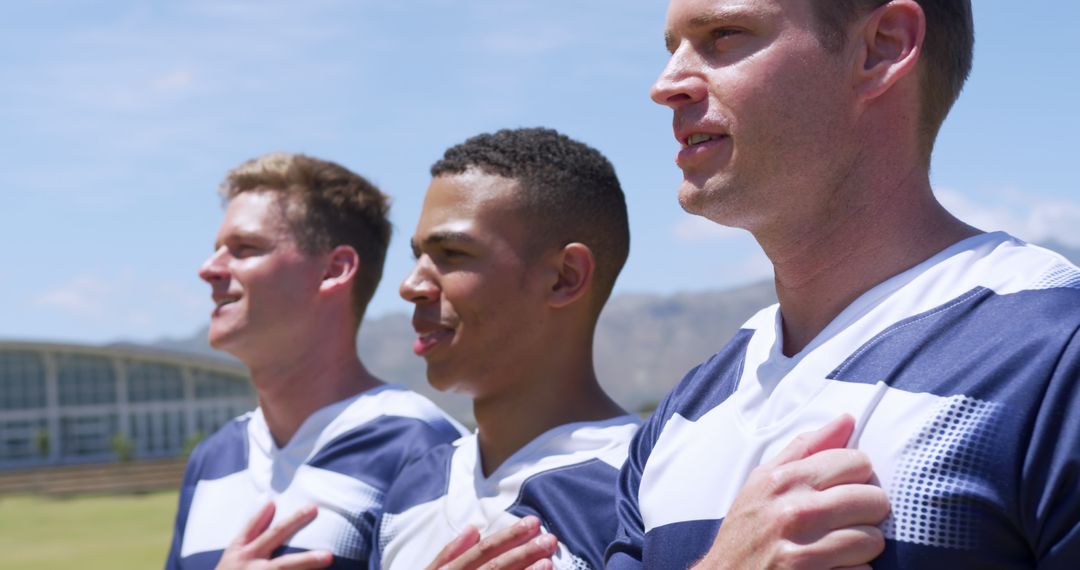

{"left": 0, "top": 491, "right": 177, "bottom": 569}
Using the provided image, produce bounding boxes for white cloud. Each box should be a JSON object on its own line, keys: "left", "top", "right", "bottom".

{"left": 33, "top": 275, "right": 110, "bottom": 319}
{"left": 938, "top": 188, "right": 1080, "bottom": 247}
{"left": 152, "top": 69, "right": 195, "bottom": 94}
{"left": 673, "top": 214, "right": 747, "bottom": 242}
{"left": 28, "top": 270, "right": 208, "bottom": 342}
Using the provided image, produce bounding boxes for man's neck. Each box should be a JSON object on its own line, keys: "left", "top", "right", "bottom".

{"left": 471, "top": 338, "right": 625, "bottom": 477}
{"left": 245, "top": 341, "right": 381, "bottom": 447}
{"left": 761, "top": 178, "right": 979, "bottom": 356}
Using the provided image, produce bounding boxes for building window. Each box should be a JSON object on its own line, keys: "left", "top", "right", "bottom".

{"left": 192, "top": 370, "right": 252, "bottom": 401}
{"left": 0, "top": 418, "right": 47, "bottom": 461}
{"left": 60, "top": 414, "right": 117, "bottom": 457}
{"left": 0, "top": 350, "right": 47, "bottom": 410}
{"left": 57, "top": 354, "right": 117, "bottom": 407}
{"left": 126, "top": 362, "right": 184, "bottom": 403}
{"left": 129, "top": 410, "right": 186, "bottom": 457}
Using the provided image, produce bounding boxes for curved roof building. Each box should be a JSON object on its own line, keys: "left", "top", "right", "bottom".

{"left": 0, "top": 341, "right": 253, "bottom": 469}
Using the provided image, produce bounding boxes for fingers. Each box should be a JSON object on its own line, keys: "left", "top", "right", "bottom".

{"left": 269, "top": 550, "right": 334, "bottom": 570}
{"left": 808, "top": 525, "right": 884, "bottom": 569}
{"left": 248, "top": 504, "right": 319, "bottom": 558}
{"left": 767, "top": 415, "right": 856, "bottom": 468}
{"left": 810, "top": 484, "right": 890, "bottom": 531}
{"left": 475, "top": 533, "right": 558, "bottom": 570}
{"left": 428, "top": 526, "right": 481, "bottom": 569}
{"left": 236, "top": 501, "right": 277, "bottom": 546}
{"left": 775, "top": 447, "right": 875, "bottom": 491}
{"left": 436, "top": 516, "right": 546, "bottom": 570}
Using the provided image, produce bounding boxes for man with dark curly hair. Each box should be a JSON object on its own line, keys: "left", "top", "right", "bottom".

{"left": 165, "top": 152, "right": 465, "bottom": 570}
{"left": 374, "top": 128, "right": 641, "bottom": 569}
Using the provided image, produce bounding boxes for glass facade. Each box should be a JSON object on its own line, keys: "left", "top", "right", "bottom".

{"left": 127, "top": 362, "right": 184, "bottom": 403}
{"left": 193, "top": 370, "right": 252, "bottom": 400}
{"left": 57, "top": 354, "right": 117, "bottom": 406}
{"left": 0, "top": 418, "right": 47, "bottom": 461}
{"left": 0, "top": 345, "right": 253, "bottom": 468}
{"left": 0, "top": 350, "right": 46, "bottom": 411}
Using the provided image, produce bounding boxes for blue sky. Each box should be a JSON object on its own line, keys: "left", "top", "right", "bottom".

{"left": 3, "top": 1, "right": 1078, "bottom": 344}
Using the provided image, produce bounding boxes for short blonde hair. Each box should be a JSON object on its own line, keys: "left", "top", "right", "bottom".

{"left": 221, "top": 152, "right": 391, "bottom": 323}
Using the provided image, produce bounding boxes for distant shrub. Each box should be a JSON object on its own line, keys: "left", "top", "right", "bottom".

{"left": 110, "top": 433, "right": 135, "bottom": 463}
{"left": 182, "top": 431, "right": 205, "bottom": 457}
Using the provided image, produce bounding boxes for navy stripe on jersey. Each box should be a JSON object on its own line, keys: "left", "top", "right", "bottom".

{"left": 507, "top": 458, "right": 622, "bottom": 568}
{"left": 608, "top": 518, "right": 720, "bottom": 569}
{"left": 192, "top": 416, "right": 250, "bottom": 480}
{"left": 308, "top": 415, "right": 463, "bottom": 492}
{"left": 379, "top": 443, "right": 455, "bottom": 515}
{"left": 828, "top": 286, "right": 1080, "bottom": 401}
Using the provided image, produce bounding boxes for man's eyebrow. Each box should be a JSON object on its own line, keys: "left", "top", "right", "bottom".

{"left": 413, "top": 231, "right": 478, "bottom": 250}
{"left": 664, "top": 7, "right": 762, "bottom": 52}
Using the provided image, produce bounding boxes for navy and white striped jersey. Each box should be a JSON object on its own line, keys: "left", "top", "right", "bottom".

{"left": 607, "top": 232, "right": 1080, "bottom": 569}
{"left": 164, "top": 384, "right": 466, "bottom": 569}
{"left": 376, "top": 415, "right": 641, "bottom": 570}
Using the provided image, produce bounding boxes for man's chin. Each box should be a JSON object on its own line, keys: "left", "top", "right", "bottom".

{"left": 425, "top": 368, "right": 474, "bottom": 396}
{"left": 677, "top": 179, "right": 715, "bottom": 216}
{"left": 207, "top": 327, "right": 240, "bottom": 353}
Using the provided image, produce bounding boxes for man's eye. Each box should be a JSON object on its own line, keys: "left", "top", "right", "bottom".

{"left": 712, "top": 28, "right": 741, "bottom": 41}
{"left": 231, "top": 245, "right": 257, "bottom": 257}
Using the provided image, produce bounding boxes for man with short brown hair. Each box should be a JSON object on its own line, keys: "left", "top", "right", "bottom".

{"left": 165, "top": 152, "right": 465, "bottom": 570}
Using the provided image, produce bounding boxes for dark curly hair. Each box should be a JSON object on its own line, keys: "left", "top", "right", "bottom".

{"left": 220, "top": 152, "right": 391, "bottom": 324}
{"left": 431, "top": 128, "right": 630, "bottom": 311}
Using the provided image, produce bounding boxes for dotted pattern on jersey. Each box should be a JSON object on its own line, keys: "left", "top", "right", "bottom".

{"left": 881, "top": 395, "right": 1001, "bottom": 550}
{"left": 1030, "top": 261, "right": 1080, "bottom": 290}
{"left": 328, "top": 507, "right": 372, "bottom": 561}
{"left": 377, "top": 512, "right": 400, "bottom": 557}
{"left": 565, "top": 552, "right": 591, "bottom": 570}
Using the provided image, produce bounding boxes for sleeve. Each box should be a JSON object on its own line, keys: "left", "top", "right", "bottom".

{"left": 1022, "top": 326, "right": 1080, "bottom": 569}
{"left": 604, "top": 407, "right": 667, "bottom": 568}
{"left": 164, "top": 444, "right": 204, "bottom": 570}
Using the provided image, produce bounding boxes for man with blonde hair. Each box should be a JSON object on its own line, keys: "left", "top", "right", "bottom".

{"left": 165, "top": 152, "right": 465, "bottom": 569}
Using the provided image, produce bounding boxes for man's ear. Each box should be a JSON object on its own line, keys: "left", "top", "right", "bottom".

{"left": 547, "top": 242, "right": 595, "bottom": 309}
{"left": 853, "top": 0, "right": 924, "bottom": 102}
{"left": 320, "top": 245, "right": 360, "bottom": 294}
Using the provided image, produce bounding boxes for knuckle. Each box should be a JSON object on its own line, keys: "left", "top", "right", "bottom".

{"left": 775, "top": 540, "right": 815, "bottom": 569}
{"left": 765, "top": 464, "right": 802, "bottom": 494}
{"left": 775, "top": 502, "right": 802, "bottom": 530}
{"left": 775, "top": 499, "right": 822, "bottom": 534}
{"left": 474, "top": 536, "right": 498, "bottom": 556}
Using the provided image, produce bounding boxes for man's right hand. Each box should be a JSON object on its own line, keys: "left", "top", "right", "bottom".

{"left": 426, "top": 515, "right": 558, "bottom": 570}
{"left": 694, "top": 415, "right": 889, "bottom": 570}
{"left": 214, "top": 502, "right": 332, "bottom": 570}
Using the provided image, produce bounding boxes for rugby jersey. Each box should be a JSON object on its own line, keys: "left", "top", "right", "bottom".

{"left": 376, "top": 415, "right": 641, "bottom": 570}
{"left": 607, "top": 232, "right": 1080, "bottom": 569}
{"left": 165, "top": 384, "right": 466, "bottom": 569}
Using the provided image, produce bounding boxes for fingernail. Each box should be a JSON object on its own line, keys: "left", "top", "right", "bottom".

{"left": 534, "top": 533, "right": 556, "bottom": 549}
{"left": 520, "top": 516, "right": 539, "bottom": 530}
